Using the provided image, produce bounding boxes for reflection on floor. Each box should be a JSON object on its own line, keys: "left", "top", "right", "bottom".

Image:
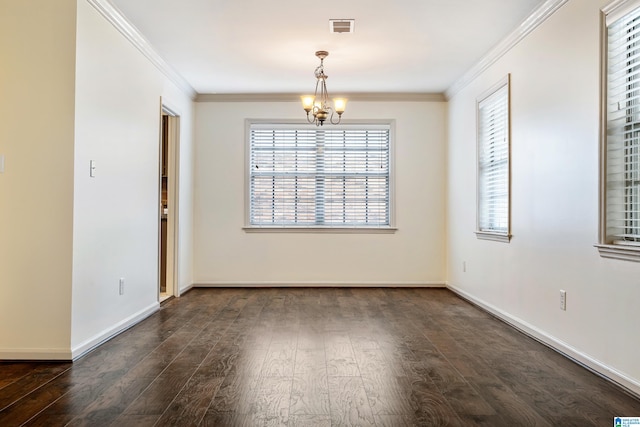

{"left": 1, "top": 288, "right": 639, "bottom": 425}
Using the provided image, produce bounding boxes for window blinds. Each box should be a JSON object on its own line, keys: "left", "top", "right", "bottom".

{"left": 478, "top": 83, "right": 509, "bottom": 234}
{"left": 607, "top": 6, "right": 640, "bottom": 242}
{"left": 249, "top": 124, "right": 390, "bottom": 227}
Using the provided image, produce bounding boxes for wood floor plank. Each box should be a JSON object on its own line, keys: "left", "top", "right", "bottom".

{"left": 250, "top": 376, "right": 292, "bottom": 426}
{"left": 198, "top": 410, "right": 252, "bottom": 427}
{"left": 118, "top": 359, "right": 199, "bottom": 417}
{"left": 0, "top": 287, "right": 638, "bottom": 426}
{"left": 0, "top": 373, "right": 74, "bottom": 426}
{"left": 106, "top": 413, "right": 158, "bottom": 427}
{"left": 325, "top": 333, "right": 360, "bottom": 377}
{"left": 361, "top": 374, "right": 414, "bottom": 416}
{"left": 25, "top": 368, "right": 131, "bottom": 421}
{"left": 153, "top": 373, "right": 223, "bottom": 426}
{"left": 406, "top": 379, "right": 464, "bottom": 427}
{"left": 0, "top": 362, "right": 70, "bottom": 411}
{"left": 207, "top": 373, "right": 260, "bottom": 415}
{"left": 468, "top": 377, "right": 553, "bottom": 426}
{"left": 296, "top": 331, "right": 325, "bottom": 350}
{"left": 50, "top": 373, "right": 155, "bottom": 426}
{"left": 0, "top": 362, "right": 53, "bottom": 391}
{"left": 290, "top": 373, "right": 330, "bottom": 416}
{"left": 328, "top": 376, "right": 376, "bottom": 426}
{"left": 289, "top": 413, "right": 332, "bottom": 426}
{"left": 261, "top": 335, "right": 296, "bottom": 377}
{"left": 373, "top": 414, "right": 413, "bottom": 426}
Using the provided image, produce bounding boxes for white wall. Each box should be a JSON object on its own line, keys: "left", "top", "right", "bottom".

{"left": 0, "top": 0, "right": 76, "bottom": 358}
{"left": 447, "top": 0, "right": 640, "bottom": 395}
{"left": 194, "top": 100, "right": 446, "bottom": 285}
{"left": 70, "top": 0, "right": 195, "bottom": 354}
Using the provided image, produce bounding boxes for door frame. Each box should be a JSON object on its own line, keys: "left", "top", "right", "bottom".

{"left": 159, "top": 101, "right": 181, "bottom": 300}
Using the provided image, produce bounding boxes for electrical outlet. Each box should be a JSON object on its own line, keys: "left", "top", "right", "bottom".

{"left": 560, "top": 290, "right": 566, "bottom": 311}
{"left": 119, "top": 278, "right": 125, "bottom": 295}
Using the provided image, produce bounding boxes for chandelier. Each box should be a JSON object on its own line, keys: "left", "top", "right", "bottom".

{"left": 301, "top": 51, "right": 347, "bottom": 126}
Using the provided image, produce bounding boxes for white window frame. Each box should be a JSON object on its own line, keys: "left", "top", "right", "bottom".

{"left": 597, "top": 0, "right": 640, "bottom": 261}
{"left": 244, "top": 120, "right": 396, "bottom": 233}
{"left": 475, "top": 75, "right": 511, "bottom": 243}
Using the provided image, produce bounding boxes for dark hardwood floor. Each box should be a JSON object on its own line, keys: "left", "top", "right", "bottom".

{"left": 1, "top": 288, "right": 639, "bottom": 426}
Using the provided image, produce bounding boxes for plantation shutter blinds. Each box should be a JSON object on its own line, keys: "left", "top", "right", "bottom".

{"left": 478, "top": 83, "right": 509, "bottom": 234}
{"left": 249, "top": 123, "right": 390, "bottom": 227}
{"left": 607, "top": 5, "right": 640, "bottom": 243}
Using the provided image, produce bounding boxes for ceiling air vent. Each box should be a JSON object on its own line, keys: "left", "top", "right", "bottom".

{"left": 329, "top": 19, "right": 355, "bottom": 34}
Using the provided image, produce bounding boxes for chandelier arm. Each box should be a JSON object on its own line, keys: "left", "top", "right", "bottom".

{"left": 306, "top": 112, "right": 315, "bottom": 124}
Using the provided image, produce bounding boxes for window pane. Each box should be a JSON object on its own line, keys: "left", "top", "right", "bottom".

{"left": 478, "top": 81, "right": 510, "bottom": 235}
{"left": 249, "top": 124, "right": 391, "bottom": 227}
{"left": 607, "top": 6, "right": 640, "bottom": 242}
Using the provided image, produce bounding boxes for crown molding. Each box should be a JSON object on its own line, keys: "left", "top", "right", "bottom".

{"left": 602, "top": 0, "right": 630, "bottom": 14}
{"left": 85, "top": 0, "right": 197, "bottom": 100}
{"left": 602, "top": 0, "right": 640, "bottom": 24}
{"left": 196, "top": 92, "right": 446, "bottom": 103}
{"left": 85, "top": 0, "right": 566, "bottom": 103}
{"left": 445, "top": 0, "right": 568, "bottom": 100}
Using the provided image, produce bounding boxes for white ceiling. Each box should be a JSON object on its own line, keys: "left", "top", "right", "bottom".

{"left": 108, "top": 0, "right": 544, "bottom": 95}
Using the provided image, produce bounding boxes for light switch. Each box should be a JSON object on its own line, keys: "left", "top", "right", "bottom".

{"left": 90, "top": 160, "right": 96, "bottom": 177}
{"left": 0, "top": 155, "right": 4, "bottom": 173}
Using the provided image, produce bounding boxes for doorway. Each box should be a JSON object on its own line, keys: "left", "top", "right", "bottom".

{"left": 160, "top": 106, "right": 180, "bottom": 302}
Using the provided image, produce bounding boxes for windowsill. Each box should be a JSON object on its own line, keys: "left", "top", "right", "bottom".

{"left": 595, "top": 243, "right": 640, "bottom": 262}
{"left": 475, "top": 230, "right": 511, "bottom": 243}
{"left": 243, "top": 226, "right": 398, "bottom": 234}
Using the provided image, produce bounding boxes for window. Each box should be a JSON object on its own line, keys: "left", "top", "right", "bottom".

{"left": 598, "top": 0, "right": 640, "bottom": 261}
{"left": 247, "top": 122, "right": 393, "bottom": 231}
{"left": 476, "top": 75, "right": 511, "bottom": 242}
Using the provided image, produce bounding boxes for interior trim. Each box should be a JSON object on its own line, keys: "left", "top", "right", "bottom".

{"left": 243, "top": 226, "right": 398, "bottom": 234}
{"left": 70, "top": 302, "right": 159, "bottom": 361}
{"left": 595, "top": 244, "right": 640, "bottom": 262}
{"left": 195, "top": 281, "right": 446, "bottom": 288}
{"left": 475, "top": 231, "right": 512, "bottom": 243}
{"left": 86, "top": 0, "right": 567, "bottom": 103}
{"left": 85, "top": 0, "right": 197, "bottom": 100}
{"left": 445, "top": 0, "right": 569, "bottom": 99}
{"left": 196, "top": 92, "right": 446, "bottom": 103}
{"left": 0, "top": 348, "right": 73, "bottom": 361}
{"left": 447, "top": 283, "right": 640, "bottom": 399}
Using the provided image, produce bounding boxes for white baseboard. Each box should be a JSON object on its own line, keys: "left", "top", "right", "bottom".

{"left": 447, "top": 283, "right": 640, "bottom": 398}
{"left": 179, "top": 282, "right": 195, "bottom": 295}
{"left": 194, "top": 281, "right": 446, "bottom": 288}
{"left": 70, "top": 302, "right": 160, "bottom": 360}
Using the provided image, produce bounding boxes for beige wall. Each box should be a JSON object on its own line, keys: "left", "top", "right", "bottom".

{"left": 194, "top": 100, "right": 447, "bottom": 285}
{"left": 447, "top": 0, "right": 640, "bottom": 394}
{"left": 0, "top": 0, "right": 77, "bottom": 357}
{"left": 0, "top": 0, "right": 196, "bottom": 359}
